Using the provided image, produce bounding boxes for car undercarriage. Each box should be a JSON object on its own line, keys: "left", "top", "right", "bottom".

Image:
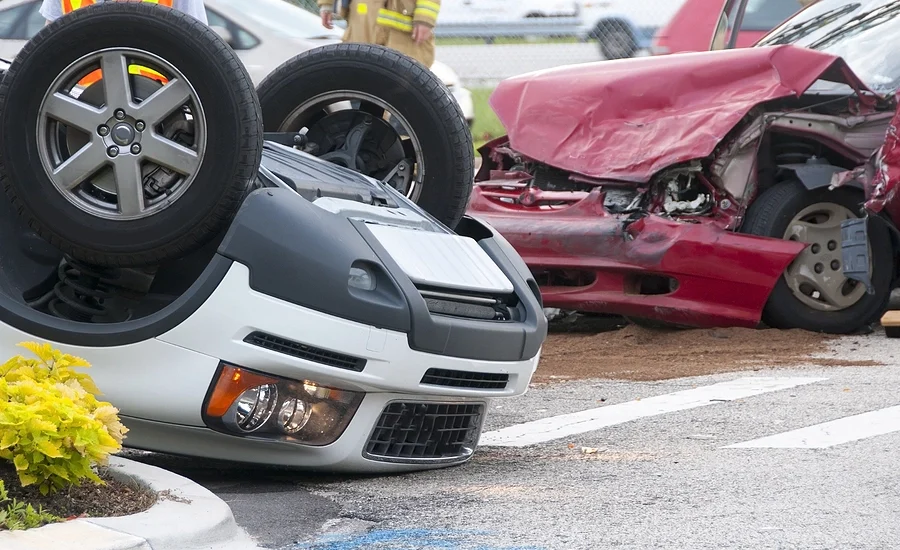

{"left": 0, "top": 2, "right": 546, "bottom": 472}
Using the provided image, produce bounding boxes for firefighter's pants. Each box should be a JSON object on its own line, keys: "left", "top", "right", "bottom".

{"left": 342, "top": 1, "right": 435, "bottom": 68}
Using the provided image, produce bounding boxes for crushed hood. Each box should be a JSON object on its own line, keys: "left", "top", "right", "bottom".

{"left": 490, "top": 45, "right": 873, "bottom": 183}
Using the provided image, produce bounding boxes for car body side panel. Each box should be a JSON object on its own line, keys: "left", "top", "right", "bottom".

{"left": 489, "top": 44, "right": 872, "bottom": 183}
{"left": 468, "top": 186, "right": 807, "bottom": 327}
{"left": 860, "top": 102, "right": 900, "bottom": 222}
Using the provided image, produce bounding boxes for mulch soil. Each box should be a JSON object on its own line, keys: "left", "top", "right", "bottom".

{"left": 0, "top": 462, "right": 157, "bottom": 522}
{"left": 534, "top": 322, "right": 883, "bottom": 383}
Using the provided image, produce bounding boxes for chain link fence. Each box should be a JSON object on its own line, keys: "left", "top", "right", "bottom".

{"left": 283, "top": 0, "right": 702, "bottom": 144}
{"left": 282, "top": 0, "right": 811, "bottom": 145}
{"left": 288, "top": 0, "right": 685, "bottom": 86}
{"left": 287, "top": 0, "right": 321, "bottom": 12}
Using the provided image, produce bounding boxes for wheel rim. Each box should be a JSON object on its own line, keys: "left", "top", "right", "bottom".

{"left": 37, "top": 47, "right": 207, "bottom": 221}
{"left": 276, "top": 90, "right": 425, "bottom": 202}
{"left": 781, "top": 202, "right": 868, "bottom": 312}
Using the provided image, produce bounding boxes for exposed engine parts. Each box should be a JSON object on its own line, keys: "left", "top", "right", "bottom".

{"left": 603, "top": 188, "right": 640, "bottom": 214}
{"left": 656, "top": 163, "right": 713, "bottom": 216}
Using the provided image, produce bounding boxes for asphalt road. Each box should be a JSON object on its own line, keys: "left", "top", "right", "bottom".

{"left": 126, "top": 327, "right": 900, "bottom": 550}
{"left": 435, "top": 43, "right": 605, "bottom": 87}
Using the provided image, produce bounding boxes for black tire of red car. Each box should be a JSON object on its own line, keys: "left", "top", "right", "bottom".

{"left": 0, "top": 2, "right": 263, "bottom": 267}
{"left": 256, "top": 43, "right": 474, "bottom": 230}
{"left": 741, "top": 179, "right": 893, "bottom": 334}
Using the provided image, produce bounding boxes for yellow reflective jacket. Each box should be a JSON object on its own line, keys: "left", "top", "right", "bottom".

{"left": 62, "top": 0, "right": 173, "bottom": 12}
{"left": 61, "top": 0, "right": 174, "bottom": 87}
{"left": 320, "top": 0, "right": 440, "bottom": 29}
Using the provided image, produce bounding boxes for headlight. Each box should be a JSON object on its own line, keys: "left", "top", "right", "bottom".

{"left": 204, "top": 363, "right": 364, "bottom": 445}
{"left": 231, "top": 384, "right": 278, "bottom": 433}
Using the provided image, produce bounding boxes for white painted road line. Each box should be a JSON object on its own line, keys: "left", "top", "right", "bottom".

{"left": 724, "top": 404, "right": 900, "bottom": 449}
{"left": 479, "top": 377, "right": 828, "bottom": 447}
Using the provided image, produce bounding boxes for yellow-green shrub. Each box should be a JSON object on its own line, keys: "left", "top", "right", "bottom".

{"left": 0, "top": 343, "right": 128, "bottom": 495}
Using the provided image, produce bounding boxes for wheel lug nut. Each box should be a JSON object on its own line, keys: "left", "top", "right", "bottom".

{"left": 811, "top": 244, "right": 821, "bottom": 253}
{"left": 828, "top": 240, "right": 837, "bottom": 251}
{"left": 114, "top": 109, "right": 126, "bottom": 120}
{"left": 815, "top": 263, "right": 824, "bottom": 274}
{"left": 98, "top": 125, "right": 109, "bottom": 136}
{"left": 135, "top": 121, "right": 145, "bottom": 132}
{"left": 131, "top": 144, "right": 141, "bottom": 155}
{"left": 831, "top": 260, "right": 841, "bottom": 271}
{"left": 107, "top": 146, "right": 119, "bottom": 158}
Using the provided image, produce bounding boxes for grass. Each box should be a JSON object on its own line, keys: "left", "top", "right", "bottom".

{"left": 470, "top": 87, "right": 504, "bottom": 152}
{"left": 437, "top": 36, "right": 579, "bottom": 46}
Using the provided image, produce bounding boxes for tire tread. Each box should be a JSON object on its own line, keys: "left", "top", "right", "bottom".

{"left": 257, "top": 43, "right": 473, "bottom": 229}
{"left": 0, "top": 2, "right": 263, "bottom": 267}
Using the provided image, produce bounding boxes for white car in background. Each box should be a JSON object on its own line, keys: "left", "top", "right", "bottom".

{"left": 0, "top": 0, "right": 474, "bottom": 125}
{"left": 575, "top": 0, "right": 687, "bottom": 59}
{"left": 437, "top": 0, "right": 579, "bottom": 23}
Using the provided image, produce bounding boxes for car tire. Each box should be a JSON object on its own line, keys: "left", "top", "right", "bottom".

{"left": 741, "top": 179, "right": 893, "bottom": 334}
{"left": 0, "top": 2, "right": 263, "bottom": 267}
{"left": 597, "top": 23, "right": 637, "bottom": 60}
{"left": 256, "top": 43, "right": 474, "bottom": 230}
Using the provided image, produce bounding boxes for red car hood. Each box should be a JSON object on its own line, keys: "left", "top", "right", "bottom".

{"left": 489, "top": 45, "right": 873, "bottom": 183}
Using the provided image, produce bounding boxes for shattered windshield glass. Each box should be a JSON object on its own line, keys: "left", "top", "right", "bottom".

{"left": 756, "top": 0, "right": 900, "bottom": 95}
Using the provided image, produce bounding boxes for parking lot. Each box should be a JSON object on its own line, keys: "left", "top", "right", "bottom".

{"left": 123, "top": 318, "right": 900, "bottom": 550}
{"left": 7, "top": 2, "right": 900, "bottom": 549}
{"left": 436, "top": 43, "right": 605, "bottom": 87}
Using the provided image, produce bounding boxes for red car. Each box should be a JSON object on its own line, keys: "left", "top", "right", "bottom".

{"left": 466, "top": 0, "right": 900, "bottom": 334}
{"left": 651, "top": 0, "right": 809, "bottom": 55}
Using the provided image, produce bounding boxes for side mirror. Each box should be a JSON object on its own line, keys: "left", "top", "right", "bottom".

{"left": 211, "top": 25, "right": 235, "bottom": 47}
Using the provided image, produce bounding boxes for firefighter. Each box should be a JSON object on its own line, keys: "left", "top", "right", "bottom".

{"left": 320, "top": 0, "right": 439, "bottom": 68}
{"left": 40, "top": 0, "right": 209, "bottom": 25}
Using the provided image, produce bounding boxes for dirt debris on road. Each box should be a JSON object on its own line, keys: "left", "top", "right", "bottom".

{"left": 534, "top": 324, "right": 883, "bottom": 383}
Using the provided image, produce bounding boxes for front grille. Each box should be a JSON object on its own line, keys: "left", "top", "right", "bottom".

{"left": 243, "top": 331, "right": 366, "bottom": 372}
{"left": 418, "top": 287, "right": 516, "bottom": 321}
{"left": 364, "top": 402, "right": 485, "bottom": 463}
{"left": 421, "top": 368, "right": 509, "bottom": 390}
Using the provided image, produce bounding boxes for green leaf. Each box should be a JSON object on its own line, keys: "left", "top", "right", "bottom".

{"left": 18, "top": 472, "right": 37, "bottom": 487}
{"left": 12, "top": 455, "right": 28, "bottom": 471}
{"left": 0, "top": 430, "right": 18, "bottom": 449}
{"left": 36, "top": 439, "right": 63, "bottom": 459}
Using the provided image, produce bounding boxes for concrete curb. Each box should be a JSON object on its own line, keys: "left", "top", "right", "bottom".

{"left": 0, "top": 456, "right": 262, "bottom": 550}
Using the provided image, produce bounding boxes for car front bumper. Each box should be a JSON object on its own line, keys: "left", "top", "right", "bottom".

{"left": 91, "top": 185, "right": 545, "bottom": 472}
{"left": 466, "top": 183, "right": 808, "bottom": 328}
{"left": 106, "top": 261, "right": 539, "bottom": 471}
{"left": 120, "top": 390, "right": 495, "bottom": 473}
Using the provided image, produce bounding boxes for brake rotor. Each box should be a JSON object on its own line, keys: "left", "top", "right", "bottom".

{"left": 304, "top": 110, "right": 409, "bottom": 183}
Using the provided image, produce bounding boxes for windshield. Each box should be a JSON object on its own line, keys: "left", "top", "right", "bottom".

{"left": 739, "top": 0, "right": 808, "bottom": 32}
{"left": 755, "top": 0, "right": 900, "bottom": 94}
{"left": 213, "top": 0, "right": 341, "bottom": 39}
